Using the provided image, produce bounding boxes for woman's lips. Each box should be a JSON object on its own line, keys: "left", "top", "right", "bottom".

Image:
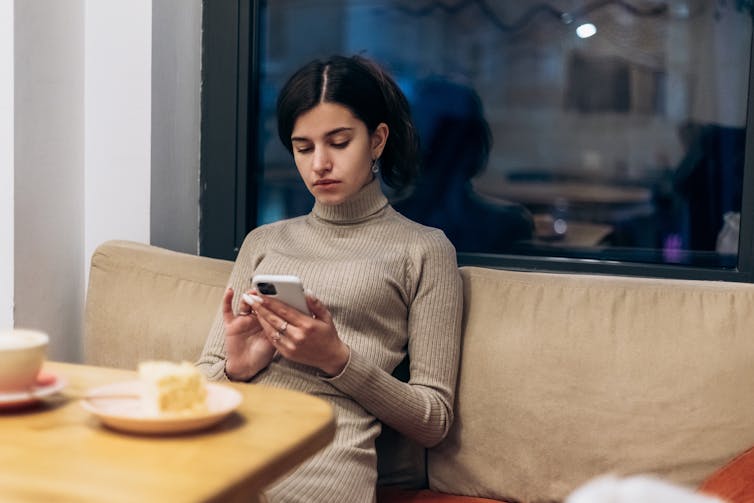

{"left": 313, "top": 179, "right": 339, "bottom": 187}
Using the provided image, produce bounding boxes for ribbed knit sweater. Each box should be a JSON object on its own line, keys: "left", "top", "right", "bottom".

{"left": 197, "top": 179, "right": 463, "bottom": 503}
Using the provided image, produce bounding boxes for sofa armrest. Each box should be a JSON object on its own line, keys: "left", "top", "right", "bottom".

{"left": 698, "top": 447, "right": 754, "bottom": 503}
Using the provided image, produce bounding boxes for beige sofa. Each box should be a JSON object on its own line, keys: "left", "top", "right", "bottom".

{"left": 84, "top": 240, "right": 754, "bottom": 503}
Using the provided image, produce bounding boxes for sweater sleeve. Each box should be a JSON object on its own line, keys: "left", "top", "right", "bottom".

{"left": 195, "top": 230, "right": 264, "bottom": 381}
{"left": 324, "top": 230, "right": 463, "bottom": 447}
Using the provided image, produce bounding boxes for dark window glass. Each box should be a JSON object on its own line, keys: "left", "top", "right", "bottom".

{"left": 255, "top": 0, "right": 752, "bottom": 270}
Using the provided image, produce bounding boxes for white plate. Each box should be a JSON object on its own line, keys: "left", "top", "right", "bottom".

{"left": 81, "top": 381, "right": 242, "bottom": 434}
{"left": 0, "top": 373, "right": 67, "bottom": 409}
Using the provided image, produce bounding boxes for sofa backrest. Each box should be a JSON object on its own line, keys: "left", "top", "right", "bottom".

{"left": 428, "top": 266, "right": 754, "bottom": 502}
{"left": 84, "top": 240, "right": 233, "bottom": 369}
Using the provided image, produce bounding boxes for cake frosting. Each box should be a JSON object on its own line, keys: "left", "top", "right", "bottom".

{"left": 138, "top": 360, "right": 208, "bottom": 415}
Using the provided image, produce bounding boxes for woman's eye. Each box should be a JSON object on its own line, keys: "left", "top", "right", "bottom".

{"left": 331, "top": 141, "right": 349, "bottom": 149}
{"left": 295, "top": 147, "right": 313, "bottom": 154}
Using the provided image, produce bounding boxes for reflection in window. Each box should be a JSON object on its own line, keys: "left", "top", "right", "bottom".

{"left": 256, "top": 0, "right": 752, "bottom": 268}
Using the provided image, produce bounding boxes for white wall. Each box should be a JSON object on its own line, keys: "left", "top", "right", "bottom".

{"left": 13, "top": 1, "right": 152, "bottom": 362}
{"left": 84, "top": 1, "right": 152, "bottom": 274}
{"left": 6, "top": 0, "right": 202, "bottom": 361}
{"left": 151, "top": 0, "right": 201, "bottom": 254}
{"left": 0, "top": 0, "right": 13, "bottom": 330}
{"left": 14, "top": 1, "right": 85, "bottom": 361}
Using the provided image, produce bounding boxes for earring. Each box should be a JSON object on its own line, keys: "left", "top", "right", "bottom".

{"left": 371, "top": 158, "right": 380, "bottom": 174}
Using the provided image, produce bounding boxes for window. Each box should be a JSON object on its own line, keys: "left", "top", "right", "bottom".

{"left": 201, "top": 0, "right": 754, "bottom": 281}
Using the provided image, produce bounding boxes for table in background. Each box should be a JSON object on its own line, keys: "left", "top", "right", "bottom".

{"left": 532, "top": 213, "right": 614, "bottom": 247}
{"left": 0, "top": 362, "right": 335, "bottom": 503}
{"left": 474, "top": 178, "right": 655, "bottom": 247}
{"left": 473, "top": 179, "right": 652, "bottom": 207}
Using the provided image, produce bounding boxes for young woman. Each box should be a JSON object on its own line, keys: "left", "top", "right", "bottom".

{"left": 197, "top": 54, "right": 463, "bottom": 503}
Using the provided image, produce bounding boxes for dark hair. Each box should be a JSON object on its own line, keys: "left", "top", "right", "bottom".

{"left": 413, "top": 78, "right": 492, "bottom": 180}
{"left": 276, "top": 54, "right": 419, "bottom": 190}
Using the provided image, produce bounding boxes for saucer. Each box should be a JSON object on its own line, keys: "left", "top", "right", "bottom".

{"left": 81, "top": 381, "right": 242, "bottom": 434}
{"left": 0, "top": 372, "right": 67, "bottom": 409}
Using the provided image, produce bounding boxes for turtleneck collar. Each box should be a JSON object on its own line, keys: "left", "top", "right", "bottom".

{"left": 311, "top": 178, "right": 389, "bottom": 224}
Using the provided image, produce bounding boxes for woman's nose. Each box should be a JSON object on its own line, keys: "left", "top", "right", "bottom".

{"left": 312, "top": 148, "right": 332, "bottom": 173}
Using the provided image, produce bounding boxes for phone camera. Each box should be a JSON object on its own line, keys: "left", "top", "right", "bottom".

{"left": 257, "top": 282, "right": 277, "bottom": 295}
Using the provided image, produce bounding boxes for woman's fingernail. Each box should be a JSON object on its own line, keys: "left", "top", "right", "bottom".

{"left": 305, "top": 289, "right": 317, "bottom": 300}
{"left": 242, "top": 293, "right": 263, "bottom": 304}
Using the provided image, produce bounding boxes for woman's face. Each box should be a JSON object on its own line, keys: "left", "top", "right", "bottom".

{"left": 290, "top": 102, "right": 388, "bottom": 206}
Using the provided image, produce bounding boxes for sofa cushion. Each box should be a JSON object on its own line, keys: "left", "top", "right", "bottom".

{"left": 84, "top": 240, "right": 233, "bottom": 368}
{"left": 428, "top": 267, "right": 754, "bottom": 502}
{"left": 378, "top": 487, "right": 505, "bottom": 502}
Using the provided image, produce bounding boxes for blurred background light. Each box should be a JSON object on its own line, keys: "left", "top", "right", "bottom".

{"left": 576, "top": 22, "right": 597, "bottom": 38}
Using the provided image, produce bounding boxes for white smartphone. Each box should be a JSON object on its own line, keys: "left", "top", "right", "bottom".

{"left": 251, "top": 274, "right": 311, "bottom": 315}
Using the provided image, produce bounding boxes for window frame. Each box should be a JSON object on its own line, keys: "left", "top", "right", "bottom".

{"left": 200, "top": 0, "right": 754, "bottom": 282}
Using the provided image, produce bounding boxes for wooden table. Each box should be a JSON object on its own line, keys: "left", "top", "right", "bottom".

{"left": 0, "top": 362, "right": 336, "bottom": 503}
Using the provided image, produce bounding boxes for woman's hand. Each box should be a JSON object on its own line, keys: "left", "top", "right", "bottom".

{"left": 221, "top": 287, "right": 277, "bottom": 380}
{"left": 249, "top": 290, "right": 350, "bottom": 376}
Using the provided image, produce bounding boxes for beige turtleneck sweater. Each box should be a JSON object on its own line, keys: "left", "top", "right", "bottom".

{"left": 196, "top": 179, "right": 463, "bottom": 503}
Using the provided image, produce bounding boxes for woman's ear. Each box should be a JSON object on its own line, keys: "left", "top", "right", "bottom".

{"left": 371, "top": 123, "right": 389, "bottom": 159}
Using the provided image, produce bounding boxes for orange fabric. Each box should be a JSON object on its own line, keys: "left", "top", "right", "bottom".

{"left": 377, "top": 487, "right": 507, "bottom": 503}
{"left": 699, "top": 447, "right": 754, "bottom": 503}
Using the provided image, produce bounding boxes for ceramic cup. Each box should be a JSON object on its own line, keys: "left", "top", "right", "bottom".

{"left": 0, "top": 329, "right": 49, "bottom": 393}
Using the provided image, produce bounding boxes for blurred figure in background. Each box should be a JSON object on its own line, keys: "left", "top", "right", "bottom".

{"left": 393, "top": 77, "right": 534, "bottom": 253}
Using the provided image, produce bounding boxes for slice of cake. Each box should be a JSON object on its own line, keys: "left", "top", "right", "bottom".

{"left": 138, "top": 360, "right": 208, "bottom": 415}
